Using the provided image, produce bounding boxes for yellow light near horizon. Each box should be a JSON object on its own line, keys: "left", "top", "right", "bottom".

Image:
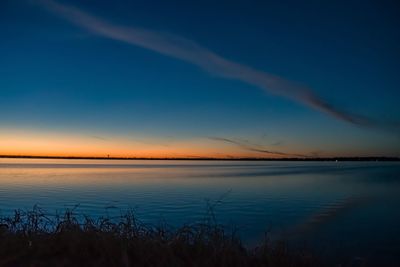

{"left": 0, "top": 130, "right": 299, "bottom": 159}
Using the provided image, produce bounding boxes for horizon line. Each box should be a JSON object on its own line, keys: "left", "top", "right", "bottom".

{"left": 0, "top": 155, "right": 399, "bottom": 161}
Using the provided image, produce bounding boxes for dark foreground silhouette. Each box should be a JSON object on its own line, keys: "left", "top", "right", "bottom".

{"left": 0, "top": 208, "right": 331, "bottom": 267}
{"left": 1, "top": 207, "right": 385, "bottom": 267}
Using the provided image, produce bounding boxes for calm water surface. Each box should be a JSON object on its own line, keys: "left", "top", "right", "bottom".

{"left": 1, "top": 159, "right": 399, "bottom": 264}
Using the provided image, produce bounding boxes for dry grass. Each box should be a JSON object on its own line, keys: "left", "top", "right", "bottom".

{"left": 0, "top": 206, "right": 322, "bottom": 267}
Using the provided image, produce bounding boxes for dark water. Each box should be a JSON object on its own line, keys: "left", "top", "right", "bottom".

{"left": 1, "top": 159, "right": 400, "bottom": 264}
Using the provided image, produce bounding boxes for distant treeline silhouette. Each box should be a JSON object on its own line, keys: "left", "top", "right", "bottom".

{"left": 0, "top": 155, "right": 399, "bottom": 161}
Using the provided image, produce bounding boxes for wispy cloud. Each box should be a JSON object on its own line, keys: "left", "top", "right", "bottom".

{"left": 36, "top": 0, "right": 399, "bottom": 132}
{"left": 89, "top": 135, "right": 108, "bottom": 141}
{"left": 208, "top": 137, "right": 306, "bottom": 157}
{"left": 270, "top": 140, "right": 283, "bottom": 146}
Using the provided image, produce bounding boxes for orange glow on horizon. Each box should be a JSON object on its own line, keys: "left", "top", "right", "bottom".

{"left": 0, "top": 130, "right": 305, "bottom": 159}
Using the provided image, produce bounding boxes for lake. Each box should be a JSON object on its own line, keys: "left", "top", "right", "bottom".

{"left": 0, "top": 158, "right": 399, "bottom": 264}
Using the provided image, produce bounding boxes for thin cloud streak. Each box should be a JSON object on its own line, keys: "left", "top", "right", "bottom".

{"left": 270, "top": 140, "right": 284, "bottom": 146}
{"left": 37, "top": 0, "right": 396, "bottom": 131}
{"left": 208, "top": 137, "right": 306, "bottom": 157}
{"left": 89, "top": 135, "right": 108, "bottom": 141}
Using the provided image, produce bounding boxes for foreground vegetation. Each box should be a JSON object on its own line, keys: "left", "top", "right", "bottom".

{"left": 0, "top": 207, "right": 328, "bottom": 267}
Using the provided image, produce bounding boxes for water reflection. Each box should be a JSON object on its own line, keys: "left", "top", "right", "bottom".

{"left": 0, "top": 159, "right": 399, "bottom": 263}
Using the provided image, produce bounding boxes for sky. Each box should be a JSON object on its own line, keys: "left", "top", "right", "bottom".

{"left": 0, "top": 0, "right": 399, "bottom": 158}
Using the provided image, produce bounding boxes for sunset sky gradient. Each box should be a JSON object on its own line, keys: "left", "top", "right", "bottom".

{"left": 1, "top": 0, "right": 399, "bottom": 158}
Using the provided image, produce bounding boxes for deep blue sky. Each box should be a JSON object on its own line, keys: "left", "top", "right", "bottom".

{"left": 1, "top": 0, "right": 399, "bottom": 157}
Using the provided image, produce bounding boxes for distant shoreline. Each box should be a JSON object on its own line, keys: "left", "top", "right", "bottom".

{"left": 0, "top": 155, "right": 399, "bottom": 161}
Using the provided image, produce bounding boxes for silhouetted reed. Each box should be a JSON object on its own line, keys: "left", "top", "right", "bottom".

{"left": 0, "top": 206, "right": 322, "bottom": 267}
